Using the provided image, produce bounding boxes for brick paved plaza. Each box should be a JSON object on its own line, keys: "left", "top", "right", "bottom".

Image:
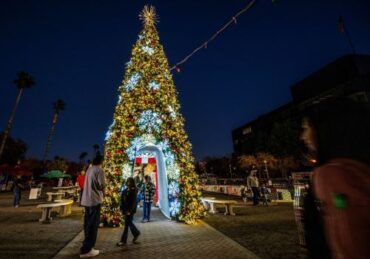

{"left": 0, "top": 191, "right": 260, "bottom": 259}
{"left": 54, "top": 207, "right": 259, "bottom": 259}
{"left": 0, "top": 191, "right": 83, "bottom": 259}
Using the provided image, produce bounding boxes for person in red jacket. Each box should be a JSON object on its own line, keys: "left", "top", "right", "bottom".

{"left": 77, "top": 169, "right": 86, "bottom": 204}
{"left": 301, "top": 98, "right": 370, "bottom": 259}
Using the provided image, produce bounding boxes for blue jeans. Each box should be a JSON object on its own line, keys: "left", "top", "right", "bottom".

{"left": 13, "top": 187, "right": 21, "bottom": 207}
{"left": 136, "top": 192, "right": 142, "bottom": 206}
{"left": 79, "top": 189, "right": 84, "bottom": 205}
{"left": 252, "top": 187, "right": 260, "bottom": 205}
{"left": 121, "top": 214, "right": 140, "bottom": 243}
{"left": 80, "top": 204, "right": 101, "bottom": 254}
{"left": 143, "top": 202, "right": 152, "bottom": 221}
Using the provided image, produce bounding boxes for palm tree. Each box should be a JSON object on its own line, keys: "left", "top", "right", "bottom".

{"left": 79, "top": 152, "right": 88, "bottom": 164}
{"left": 92, "top": 144, "right": 100, "bottom": 159}
{"left": 43, "top": 99, "right": 66, "bottom": 163}
{"left": 0, "top": 72, "right": 35, "bottom": 159}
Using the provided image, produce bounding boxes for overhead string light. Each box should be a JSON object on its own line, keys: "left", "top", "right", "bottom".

{"left": 169, "top": 0, "right": 256, "bottom": 73}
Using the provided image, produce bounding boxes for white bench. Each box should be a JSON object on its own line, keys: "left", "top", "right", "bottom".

{"left": 201, "top": 198, "right": 238, "bottom": 216}
{"left": 36, "top": 199, "right": 74, "bottom": 223}
{"left": 200, "top": 197, "right": 215, "bottom": 210}
{"left": 46, "top": 192, "right": 64, "bottom": 202}
{"left": 54, "top": 199, "right": 74, "bottom": 217}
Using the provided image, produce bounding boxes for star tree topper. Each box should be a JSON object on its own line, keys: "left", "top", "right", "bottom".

{"left": 139, "top": 5, "right": 159, "bottom": 27}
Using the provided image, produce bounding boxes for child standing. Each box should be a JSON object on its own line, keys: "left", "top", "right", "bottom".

{"left": 240, "top": 185, "right": 247, "bottom": 204}
{"left": 260, "top": 183, "right": 270, "bottom": 206}
{"left": 141, "top": 175, "right": 155, "bottom": 222}
{"left": 13, "top": 176, "right": 23, "bottom": 208}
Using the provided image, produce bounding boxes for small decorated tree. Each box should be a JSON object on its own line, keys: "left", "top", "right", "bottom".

{"left": 101, "top": 5, "right": 204, "bottom": 226}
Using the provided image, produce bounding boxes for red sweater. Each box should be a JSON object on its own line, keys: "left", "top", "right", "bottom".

{"left": 313, "top": 158, "right": 370, "bottom": 259}
{"left": 77, "top": 175, "right": 85, "bottom": 189}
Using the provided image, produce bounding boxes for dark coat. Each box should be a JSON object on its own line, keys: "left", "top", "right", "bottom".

{"left": 120, "top": 187, "right": 137, "bottom": 215}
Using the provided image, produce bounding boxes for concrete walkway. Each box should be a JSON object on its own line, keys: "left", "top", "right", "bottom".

{"left": 54, "top": 207, "right": 259, "bottom": 259}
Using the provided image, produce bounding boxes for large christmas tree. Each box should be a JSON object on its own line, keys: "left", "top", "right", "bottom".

{"left": 102, "top": 5, "right": 204, "bottom": 226}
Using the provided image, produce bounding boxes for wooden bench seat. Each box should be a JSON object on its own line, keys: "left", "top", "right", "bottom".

{"left": 36, "top": 199, "right": 74, "bottom": 223}
{"left": 201, "top": 198, "right": 238, "bottom": 216}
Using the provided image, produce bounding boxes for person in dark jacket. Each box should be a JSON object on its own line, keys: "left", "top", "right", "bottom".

{"left": 117, "top": 177, "right": 141, "bottom": 246}
{"left": 13, "top": 175, "right": 23, "bottom": 208}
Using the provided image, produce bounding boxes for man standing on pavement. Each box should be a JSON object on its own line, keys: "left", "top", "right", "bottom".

{"left": 247, "top": 167, "right": 260, "bottom": 206}
{"left": 80, "top": 155, "right": 105, "bottom": 258}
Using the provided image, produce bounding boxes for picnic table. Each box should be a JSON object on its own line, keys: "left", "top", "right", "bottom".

{"left": 52, "top": 186, "right": 78, "bottom": 198}
{"left": 52, "top": 186, "right": 78, "bottom": 192}
{"left": 46, "top": 192, "right": 64, "bottom": 201}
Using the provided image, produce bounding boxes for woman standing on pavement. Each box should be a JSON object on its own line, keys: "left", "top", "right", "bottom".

{"left": 117, "top": 177, "right": 140, "bottom": 246}
{"left": 77, "top": 169, "right": 86, "bottom": 205}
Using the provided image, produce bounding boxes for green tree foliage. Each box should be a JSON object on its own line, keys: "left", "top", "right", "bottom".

{"left": 238, "top": 155, "right": 257, "bottom": 171}
{"left": 203, "top": 156, "right": 232, "bottom": 178}
{"left": 0, "top": 133, "right": 27, "bottom": 165}
{"left": 46, "top": 156, "right": 68, "bottom": 172}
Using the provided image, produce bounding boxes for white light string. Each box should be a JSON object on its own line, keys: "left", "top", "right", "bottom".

{"left": 169, "top": 0, "right": 257, "bottom": 72}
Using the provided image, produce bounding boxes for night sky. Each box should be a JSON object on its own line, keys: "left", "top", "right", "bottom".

{"left": 1, "top": 0, "right": 370, "bottom": 162}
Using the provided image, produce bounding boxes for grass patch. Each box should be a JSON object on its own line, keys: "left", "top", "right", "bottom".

{"left": 202, "top": 192, "right": 308, "bottom": 259}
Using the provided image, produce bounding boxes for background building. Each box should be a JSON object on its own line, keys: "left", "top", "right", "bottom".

{"left": 232, "top": 54, "right": 370, "bottom": 155}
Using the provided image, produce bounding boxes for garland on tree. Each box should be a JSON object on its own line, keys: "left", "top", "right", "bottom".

{"left": 101, "top": 5, "right": 205, "bottom": 227}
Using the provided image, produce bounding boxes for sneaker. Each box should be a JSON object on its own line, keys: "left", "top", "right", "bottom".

{"left": 80, "top": 248, "right": 99, "bottom": 258}
{"left": 133, "top": 233, "right": 140, "bottom": 244}
{"left": 14, "top": 205, "right": 19, "bottom": 208}
{"left": 116, "top": 242, "right": 126, "bottom": 247}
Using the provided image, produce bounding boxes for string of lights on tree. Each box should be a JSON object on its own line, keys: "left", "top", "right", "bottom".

{"left": 101, "top": 5, "right": 205, "bottom": 226}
